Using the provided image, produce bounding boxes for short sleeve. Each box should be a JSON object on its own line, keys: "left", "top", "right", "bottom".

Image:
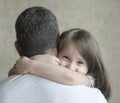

{"left": 87, "top": 75, "right": 95, "bottom": 87}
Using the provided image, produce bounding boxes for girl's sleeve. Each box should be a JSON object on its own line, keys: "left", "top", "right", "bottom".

{"left": 87, "top": 75, "right": 95, "bottom": 87}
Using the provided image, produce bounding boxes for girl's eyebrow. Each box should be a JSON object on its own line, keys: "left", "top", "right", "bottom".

{"left": 60, "top": 50, "right": 68, "bottom": 54}
{"left": 61, "top": 51, "right": 71, "bottom": 57}
{"left": 77, "top": 58, "right": 84, "bottom": 62}
{"left": 77, "top": 58, "right": 85, "bottom": 63}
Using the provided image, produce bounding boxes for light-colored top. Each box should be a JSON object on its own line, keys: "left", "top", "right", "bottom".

{"left": 87, "top": 75, "right": 95, "bottom": 87}
{"left": 0, "top": 74, "right": 107, "bottom": 103}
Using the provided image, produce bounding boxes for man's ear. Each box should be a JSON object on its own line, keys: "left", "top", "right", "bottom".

{"left": 57, "top": 32, "right": 61, "bottom": 45}
{"left": 57, "top": 32, "right": 61, "bottom": 40}
{"left": 58, "top": 32, "right": 61, "bottom": 36}
{"left": 15, "top": 41, "right": 23, "bottom": 56}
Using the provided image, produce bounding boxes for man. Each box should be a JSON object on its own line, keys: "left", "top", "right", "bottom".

{"left": 0, "top": 6, "right": 107, "bottom": 103}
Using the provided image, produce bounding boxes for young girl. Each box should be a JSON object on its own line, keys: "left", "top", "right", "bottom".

{"left": 9, "top": 28, "right": 111, "bottom": 100}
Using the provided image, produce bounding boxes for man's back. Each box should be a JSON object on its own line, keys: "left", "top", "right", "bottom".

{"left": 0, "top": 74, "right": 107, "bottom": 103}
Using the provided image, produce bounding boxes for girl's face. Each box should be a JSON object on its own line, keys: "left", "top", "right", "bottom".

{"left": 58, "top": 42, "right": 88, "bottom": 74}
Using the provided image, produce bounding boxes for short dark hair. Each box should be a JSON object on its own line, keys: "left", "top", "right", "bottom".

{"left": 15, "top": 6, "right": 59, "bottom": 57}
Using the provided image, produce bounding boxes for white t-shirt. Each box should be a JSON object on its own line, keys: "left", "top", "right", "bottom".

{"left": 0, "top": 74, "right": 107, "bottom": 103}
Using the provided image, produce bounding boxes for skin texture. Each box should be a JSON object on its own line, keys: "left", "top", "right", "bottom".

{"left": 9, "top": 42, "right": 91, "bottom": 86}
{"left": 58, "top": 42, "right": 88, "bottom": 75}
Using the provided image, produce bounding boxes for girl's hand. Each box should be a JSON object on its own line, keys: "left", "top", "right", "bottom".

{"left": 8, "top": 57, "right": 31, "bottom": 76}
{"left": 30, "top": 54, "right": 60, "bottom": 65}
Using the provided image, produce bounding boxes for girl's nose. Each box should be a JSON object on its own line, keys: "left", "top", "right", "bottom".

{"left": 65, "top": 63, "right": 75, "bottom": 71}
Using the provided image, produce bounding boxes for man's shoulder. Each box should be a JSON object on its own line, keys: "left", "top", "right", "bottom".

{"left": 79, "top": 85, "right": 100, "bottom": 93}
{"left": 75, "top": 86, "right": 105, "bottom": 97}
{"left": 0, "top": 74, "right": 43, "bottom": 91}
{"left": 0, "top": 74, "right": 44, "bottom": 103}
{"left": 77, "top": 86, "right": 107, "bottom": 103}
{"left": 43, "top": 82, "right": 107, "bottom": 103}
{"left": 0, "top": 76, "right": 107, "bottom": 103}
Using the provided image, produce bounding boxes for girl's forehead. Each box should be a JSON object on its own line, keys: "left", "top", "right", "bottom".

{"left": 61, "top": 42, "right": 73, "bottom": 50}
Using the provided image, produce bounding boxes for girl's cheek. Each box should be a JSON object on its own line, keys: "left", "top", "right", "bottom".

{"left": 77, "top": 67, "right": 88, "bottom": 75}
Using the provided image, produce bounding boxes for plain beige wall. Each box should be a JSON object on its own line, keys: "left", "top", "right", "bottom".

{"left": 0, "top": 0, "right": 120, "bottom": 102}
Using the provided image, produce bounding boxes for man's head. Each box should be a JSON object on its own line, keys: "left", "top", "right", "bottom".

{"left": 15, "top": 6, "right": 59, "bottom": 57}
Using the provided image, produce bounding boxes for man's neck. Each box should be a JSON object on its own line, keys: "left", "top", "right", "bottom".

{"left": 44, "top": 49, "right": 57, "bottom": 56}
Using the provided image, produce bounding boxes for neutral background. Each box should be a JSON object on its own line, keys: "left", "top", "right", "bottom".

{"left": 0, "top": 0, "right": 120, "bottom": 103}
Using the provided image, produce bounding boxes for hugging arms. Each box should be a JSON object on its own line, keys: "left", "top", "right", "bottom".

{"left": 9, "top": 28, "right": 111, "bottom": 101}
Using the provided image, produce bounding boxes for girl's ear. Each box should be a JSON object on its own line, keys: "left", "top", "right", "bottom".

{"left": 15, "top": 41, "right": 23, "bottom": 56}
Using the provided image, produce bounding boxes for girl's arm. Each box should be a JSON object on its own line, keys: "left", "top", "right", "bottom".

{"left": 30, "top": 60, "right": 91, "bottom": 86}
{"left": 9, "top": 56, "right": 91, "bottom": 86}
